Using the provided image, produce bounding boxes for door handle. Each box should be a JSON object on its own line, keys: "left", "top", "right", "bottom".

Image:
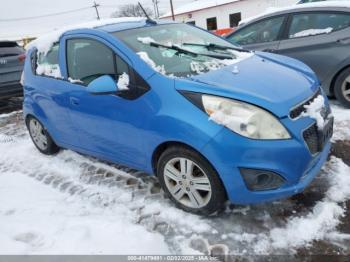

{"left": 262, "top": 48, "right": 277, "bottom": 53}
{"left": 336, "top": 37, "right": 350, "bottom": 44}
{"left": 70, "top": 97, "right": 80, "bottom": 106}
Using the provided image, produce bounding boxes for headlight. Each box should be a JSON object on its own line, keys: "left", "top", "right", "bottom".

{"left": 202, "top": 95, "right": 290, "bottom": 140}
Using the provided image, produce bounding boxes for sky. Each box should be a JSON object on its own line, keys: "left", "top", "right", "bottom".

{"left": 0, "top": 0, "right": 189, "bottom": 39}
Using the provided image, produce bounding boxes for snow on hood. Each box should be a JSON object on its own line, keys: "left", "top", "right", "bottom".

{"left": 26, "top": 17, "right": 146, "bottom": 55}
{"left": 240, "top": 1, "right": 350, "bottom": 26}
{"left": 180, "top": 54, "right": 317, "bottom": 118}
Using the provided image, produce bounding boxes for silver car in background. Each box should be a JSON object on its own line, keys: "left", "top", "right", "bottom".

{"left": 226, "top": 2, "right": 350, "bottom": 108}
{"left": 0, "top": 41, "right": 25, "bottom": 99}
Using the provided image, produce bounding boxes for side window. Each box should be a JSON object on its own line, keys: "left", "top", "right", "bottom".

{"left": 36, "top": 43, "right": 61, "bottom": 78}
{"left": 228, "top": 16, "right": 285, "bottom": 45}
{"left": 289, "top": 12, "right": 350, "bottom": 39}
{"left": 66, "top": 38, "right": 117, "bottom": 85}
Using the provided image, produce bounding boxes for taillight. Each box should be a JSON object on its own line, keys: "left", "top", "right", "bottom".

{"left": 18, "top": 54, "right": 26, "bottom": 63}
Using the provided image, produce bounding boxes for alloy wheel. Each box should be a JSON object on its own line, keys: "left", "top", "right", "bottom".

{"left": 29, "top": 119, "right": 48, "bottom": 151}
{"left": 163, "top": 157, "right": 212, "bottom": 209}
{"left": 341, "top": 75, "right": 350, "bottom": 102}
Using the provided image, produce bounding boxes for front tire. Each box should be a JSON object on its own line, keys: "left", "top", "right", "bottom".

{"left": 157, "top": 146, "right": 226, "bottom": 215}
{"left": 26, "top": 116, "right": 59, "bottom": 155}
{"left": 334, "top": 68, "right": 350, "bottom": 108}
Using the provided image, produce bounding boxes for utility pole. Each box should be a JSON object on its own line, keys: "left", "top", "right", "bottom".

{"left": 152, "top": 0, "right": 160, "bottom": 19}
{"left": 155, "top": 0, "right": 160, "bottom": 19}
{"left": 170, "top": 0, "right": 175, "bottom": 21}
{"left": 92, "top": 1, "right": 100, "bottom": 20}
{"left": 152, "top": 0, "right": 157, "bottom": 18}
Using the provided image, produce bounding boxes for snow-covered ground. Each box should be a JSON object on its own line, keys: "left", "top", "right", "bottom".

{"left": 0, "top": 101, "right": 350, "bottom": 255}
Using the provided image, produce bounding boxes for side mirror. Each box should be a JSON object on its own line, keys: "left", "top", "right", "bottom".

{"left": 87, "top": 75, "right": 117, "bottom": 95}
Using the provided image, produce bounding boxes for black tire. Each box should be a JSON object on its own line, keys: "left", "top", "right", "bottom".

{"left": 157, "top": 146, "right": 227, "bottom": 216}
{"left": 26, "top": 116, "right": 60, "bottom": 155}
{"left": 334, "top": 67, "right": 350, "bottom": 108}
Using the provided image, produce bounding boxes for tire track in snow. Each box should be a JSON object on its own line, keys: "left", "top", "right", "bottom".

{"left": 0, "top": 112, "right": 215, "bottom": 254}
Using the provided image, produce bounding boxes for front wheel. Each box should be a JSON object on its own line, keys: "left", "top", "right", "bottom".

{"left": 334, "top": 68, "right": 350, "bottom": 108}
{"left": 27, "top": 116, "right": 60, "bottom": 155}
{"left": 157, "top": 146, "right": 227, "bottom": 215}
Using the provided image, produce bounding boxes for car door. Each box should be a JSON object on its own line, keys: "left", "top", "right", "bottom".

{"left": 27, "top": 43, "right": 78, "bottom": 146}
{"left": 277, "top": 11, "right": 350, "bottom": 84}
{"left": 226, "top": 15, "right": 287, "bottom": 52}
{"left": 63, "top": 36, "right": 152, "bottom": 169}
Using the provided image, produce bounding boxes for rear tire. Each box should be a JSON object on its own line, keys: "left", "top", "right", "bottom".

{"left": 26, "top": 116, "right": 59, "bottom": 155}
{"left": 334, "top": 68, "right": 350, "bottom": 108}
{"left": 157, "top": 146, "right": 226, "bottom": 216}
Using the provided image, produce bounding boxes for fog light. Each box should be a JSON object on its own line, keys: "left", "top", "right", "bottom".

{"left": 239, "top": 168, "right": 285, "bottom": 191}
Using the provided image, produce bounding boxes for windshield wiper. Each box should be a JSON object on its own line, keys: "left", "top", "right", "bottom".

{"left": 182, "top": 42, "right": 251, "bottom": 53}
{"left": 148, "top": 41, "right": 233, "bottom": 60}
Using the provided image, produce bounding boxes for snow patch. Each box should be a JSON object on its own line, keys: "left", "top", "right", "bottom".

{"left": 291, "top": 27, "right": 333, "bottom": 38}
{"left": 302, "top": 95, "right": 326, "bottom": 129}
{"left": 208, "top": 102, "right": 256, "bottom": 135}
{"left": 26, "top": 17, "right": 146, "bottom": 55}
{"left": 269, "top": 157, "right": 350, "bottom": 250}
{"left": 330, "top": 102, "right": 350, "bottom": 141}
{"left": 68, "top": 77, "right": 83, "bottom": 84}
{"left": 137, "top": 37, "right": 156, "bottom": 44}
{"left": 36, "top": 64, "right": 62, "bottom": 79}
{"left": 137, "top": 51, "right": 166, "bottom": 75}
{"left": 189, "top": 51, "right": 252, "bottom": 74}
{"left": 117, "top": 73, "right": 130, "bottom": 90}
{"left": 0, "top": 171, "right": 170, "bottom": 254}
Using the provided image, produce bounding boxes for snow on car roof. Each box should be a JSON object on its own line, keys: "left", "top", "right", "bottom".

{"left": 160, "top": 0, "right": 239, "bottom": 18}
{"left": 26, "top": 17, "right": 146, "bottom": 55}
{"left": 240, "top": 0, "right": 350, "bottom": 26}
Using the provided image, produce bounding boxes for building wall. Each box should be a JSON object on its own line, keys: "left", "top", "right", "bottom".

{"left": 162, "top": 0, "right": 297, "bottom": 29}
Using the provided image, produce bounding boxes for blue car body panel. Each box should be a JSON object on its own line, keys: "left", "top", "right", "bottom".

{"left": 23, "top": 20, "right": 331, "bottom": 205}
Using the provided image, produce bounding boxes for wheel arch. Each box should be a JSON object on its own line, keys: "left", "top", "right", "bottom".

{"left": 151, "top": 141, "right": 227, "bottom": 196}
{"left": 330, "top": 64, "right": 350, "bottom": 96}
{"left": 152, "top": 141, "right": 195, "bottom": 175}
{"left": 24, "top": 113, "right": 35, "bottom": 125}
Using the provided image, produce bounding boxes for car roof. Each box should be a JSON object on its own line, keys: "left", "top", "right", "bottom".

{"left": 239, "top": 1, "right": 350, "bottom": 26}
{"left": 95, "top": 19, "right": 174, "bottom": 33}
{"left": 26, "top": 17, "right": 176, "bottom": 54}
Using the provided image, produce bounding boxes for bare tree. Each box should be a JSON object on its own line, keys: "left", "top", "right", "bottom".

{"left": 111, "top": 4, "right": 153, "bottom": 18}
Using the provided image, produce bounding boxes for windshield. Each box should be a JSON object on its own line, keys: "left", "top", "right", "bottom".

{"left": 113, "top": 23, "right": 252, "bottom": 77}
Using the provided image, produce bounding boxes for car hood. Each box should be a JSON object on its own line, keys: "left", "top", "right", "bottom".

{"left": 176, "top": 52, "right": 319, "bottom": 118}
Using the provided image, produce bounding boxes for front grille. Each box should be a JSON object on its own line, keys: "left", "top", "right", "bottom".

{"left": 303, "top": 123, "right": 319, "bottom": 155}
{"left": 290, "top": 89, "right": 321, "bottom": 119}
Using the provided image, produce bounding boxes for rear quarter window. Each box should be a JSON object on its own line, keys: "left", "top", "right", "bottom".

{"left": 36, "top": 43, "right": 61, "bottom": 78}
{"left": 288, "top": 12, "right": 350, "bottom": 39}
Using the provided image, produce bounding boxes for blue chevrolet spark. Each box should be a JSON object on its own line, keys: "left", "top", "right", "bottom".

{"left": 23, "top": 18, "right": 333, "bottom": 215}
